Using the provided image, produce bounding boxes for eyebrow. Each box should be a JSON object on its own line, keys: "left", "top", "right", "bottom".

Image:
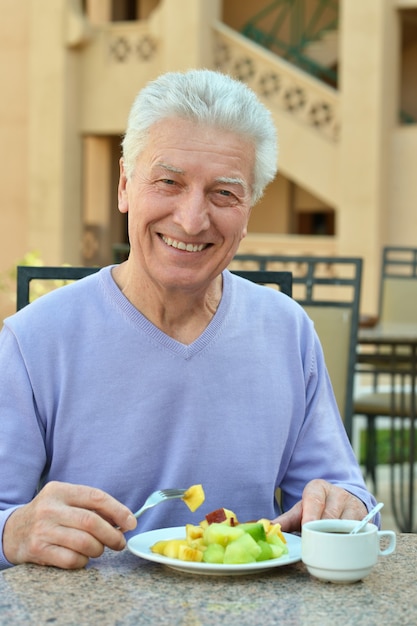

{"left": 156, "top": 164, "right": 249, "bottom": 196}
{"left": 156, "top": 162, "right": 184, "bottom": 174}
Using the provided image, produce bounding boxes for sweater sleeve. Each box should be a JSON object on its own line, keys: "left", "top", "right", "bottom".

{"left": 278, "top": 325, "right": 378, "bottom": 520}
{"left": 0, "top": 325, "right": 47, "bottom": 569}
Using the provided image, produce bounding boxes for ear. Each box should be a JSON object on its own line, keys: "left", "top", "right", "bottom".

{"left": 240, "top": 207, "right": 252, "bottom": 240}
{"left": 118, "top": 158, "right": 129, "bottom": 214}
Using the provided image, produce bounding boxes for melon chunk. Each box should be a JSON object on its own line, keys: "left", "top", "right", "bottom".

{"left": 203, "top": 523, "right": 244, "bottom": 547}
{"left": 223, "top": 533, "right": 262, "bottom": 564}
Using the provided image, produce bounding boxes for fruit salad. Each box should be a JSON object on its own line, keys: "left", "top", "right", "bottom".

{"left": 151, "top": 507, "right": 288, "bottom": 565}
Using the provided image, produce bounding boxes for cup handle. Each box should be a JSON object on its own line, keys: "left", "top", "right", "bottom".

{"left": 377, "top": 530, "right": 396, "bottom": 556}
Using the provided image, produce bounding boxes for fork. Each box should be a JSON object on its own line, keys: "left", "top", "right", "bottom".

{"left": 132, "top": 488, "right": 188, "bottom": 519}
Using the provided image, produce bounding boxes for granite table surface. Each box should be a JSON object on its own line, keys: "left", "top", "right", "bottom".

{"left": 0, "top": 533, "right": 415, "bottom": 626}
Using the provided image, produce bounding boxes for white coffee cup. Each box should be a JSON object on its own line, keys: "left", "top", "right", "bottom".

{"left": 301, "top": 519, "right": 396, "bottom": 584}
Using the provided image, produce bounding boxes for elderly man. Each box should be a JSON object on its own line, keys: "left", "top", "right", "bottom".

{"left": 0, "top": 69, "right": 376, "bottom": 570}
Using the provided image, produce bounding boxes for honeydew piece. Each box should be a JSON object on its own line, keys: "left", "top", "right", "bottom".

{"left": 256, "top": 540, "right": 274, "bottom": 562}
{"left": 202, "top": 543, "right": 225, "bottom": 564}
{"left": 268, "top": 541, "right": 286, "bottom": 559}
{"left": 182, "top": 484, "right": 205, "bottom": 512}
{"left": 203, "top": 523, "right": 244, "bottom": 547}
{"left": 223, "top": 533, "right": 261, "bottom": 564}
{"left": 239, "top": 522, "right": 267, "bottom": 542}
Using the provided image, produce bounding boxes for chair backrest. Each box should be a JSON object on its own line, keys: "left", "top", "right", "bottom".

{"left": 378, "top": 246, "right": 417, "bottom": 324}
{"left": 229, "top": 254, "right": 363, "bottom": 440}
{"left": 231, "top": 270, "right": 292, "bottom": 297}
{"left": 16, "top": 266, "right": 100, "bottom": 311}
{"left": 16, "top": 266, "right": 293, "bottom": 311}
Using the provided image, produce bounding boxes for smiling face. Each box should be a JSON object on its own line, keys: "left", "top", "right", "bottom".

{"left": 118, "top": 117, "right": 255, "bottom": 296}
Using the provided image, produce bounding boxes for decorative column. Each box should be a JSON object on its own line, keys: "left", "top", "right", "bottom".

{"left": 154, "top": 0, "right": 222, "bottom": 70}
{"left": 27, "top": 0, "right": 86, "bottom": 264}
{"left": 338, "top": 0, "right": 400, "bottom": 314}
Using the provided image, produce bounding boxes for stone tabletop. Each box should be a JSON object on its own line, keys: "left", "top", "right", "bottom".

{"left": 1, "top": 534, "right": 416, "bottom": 625}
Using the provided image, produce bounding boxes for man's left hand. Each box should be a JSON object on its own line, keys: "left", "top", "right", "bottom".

{"left": 273, "top": 479, "right": 368, "bottom": 533}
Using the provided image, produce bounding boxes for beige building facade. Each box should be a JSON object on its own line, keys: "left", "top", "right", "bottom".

{"left": 1, "top": 0, "right": 416, "bottom": 319}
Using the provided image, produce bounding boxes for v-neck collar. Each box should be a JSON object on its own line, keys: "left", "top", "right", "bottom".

{"left": 103, "top": 267, "right": 232, "bottom": 359}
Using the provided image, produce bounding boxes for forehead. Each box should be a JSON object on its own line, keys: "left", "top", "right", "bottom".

{"left": 140, "top": 118, "right": 255, "bottom": 180}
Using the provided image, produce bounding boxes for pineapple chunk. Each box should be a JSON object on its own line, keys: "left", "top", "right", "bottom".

{"left": 178, "top": 544, "right": 204, "bottom": 562}
{"left": 185, "top": 523, "right": 204, "bottom": 541}
{"left": 150, "top": 540, "right": 169, "bottom": 555}
{"left": 266, "top": 523, "right": 287, "bottom": 544}
{"left": 257, "top": 518, "right": 287, "bottom": 543}
{"left": 182, "top": 484, "right": 205, "bottom": 512}
{"left": 162, "top": 539, "right": 187, "bottom": 559}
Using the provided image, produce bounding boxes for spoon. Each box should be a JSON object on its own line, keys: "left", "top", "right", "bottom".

{"left": 349, "top": 502, "right": 384, "bottom": 534}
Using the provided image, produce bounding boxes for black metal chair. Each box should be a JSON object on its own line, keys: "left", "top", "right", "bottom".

{"left": 229, "top": 254, "right": 363, "bottom": 441}
{"left": 354, "top": 246, "right": 417, "bottom": 491}
{"left": 16, "top": 266, "right": 100, "bottom": 311}
{"left": 16, "top": 266, "right": 292, "bottom": 311}
{"left": 231, "top": 269, "right": 292, "bottom": 297}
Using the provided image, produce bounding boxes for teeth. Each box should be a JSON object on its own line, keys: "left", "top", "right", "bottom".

{"left": 162, "top": 236, "right": 206, "bottom": 252}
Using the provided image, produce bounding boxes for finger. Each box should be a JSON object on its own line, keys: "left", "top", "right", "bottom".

{"left": 49, "top": 525, "right": 109, "bottom": 559}
{"left": 22, "top": 536, "right": 91, "bottom": 570}
{"left": 3, "top": 483, "right": 136, "bottom": 568}
{"left": 61, "top": 506, "right": 128, "bottom": 552}
{"left": 9, "top": 519, "right": 94, "bottom": 569}
{"left": 273, "top": 500, "right": 303, "bottom": 533}
{"left": 300, "top": 480, "right": 368, "bottom": 525}
{"left": 49, "top": 482, "right": 137, "bottom": 532}
{"left": 43, "top": 545, "right": 90, "bottom": 570}
{"left": 299, "top": 479, "right": 332, "bottom": 524}
{"left": 11, "top": 509, "right": 126, "bottom": 569}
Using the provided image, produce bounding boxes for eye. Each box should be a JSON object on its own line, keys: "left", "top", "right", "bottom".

{"left": 211, "top": 188, "right": 239, "bottom": 207}
{"left": 161, "top": 178, "right": 176, "bottom": 185}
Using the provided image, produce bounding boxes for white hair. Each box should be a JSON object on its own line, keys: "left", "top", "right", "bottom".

{"left": 122, "top": 69, "right": 278, "bottom": 204}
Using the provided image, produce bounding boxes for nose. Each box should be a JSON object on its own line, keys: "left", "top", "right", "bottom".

{"left": 172, "top": 189, "right": 210, "bottom": 235}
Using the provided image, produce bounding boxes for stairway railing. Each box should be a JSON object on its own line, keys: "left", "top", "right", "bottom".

{"left": 213, "top": 21, "right": 340, "bottom": 143}
{"left": 241, "top": 0, "right": 338, "bottom": 84}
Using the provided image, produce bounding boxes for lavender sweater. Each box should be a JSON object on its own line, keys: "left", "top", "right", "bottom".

{"left": 0, "top": 267, "right": 375, "bottom": 568}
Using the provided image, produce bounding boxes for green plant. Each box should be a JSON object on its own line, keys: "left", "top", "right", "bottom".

{"left": 359, "top": 428, "right": 417, "bottom": 465}
{"left": 0, "top": 251, "right": 44, "bottom": 302}
{"left": 0, "top": 251, "right": 71, "bottom": 305}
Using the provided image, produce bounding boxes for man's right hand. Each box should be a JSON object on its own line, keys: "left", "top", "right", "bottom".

{"left": 3, "top": 481, "right": 137, "bottom": 569}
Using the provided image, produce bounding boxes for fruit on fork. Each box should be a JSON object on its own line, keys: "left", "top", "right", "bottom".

{"left": 182, "top": 484, "right": 205, "bottom": 512}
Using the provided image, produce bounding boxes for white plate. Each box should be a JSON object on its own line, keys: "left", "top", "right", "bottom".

{"left": 127, "top": 526, "right": 301, "bottom": 575}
